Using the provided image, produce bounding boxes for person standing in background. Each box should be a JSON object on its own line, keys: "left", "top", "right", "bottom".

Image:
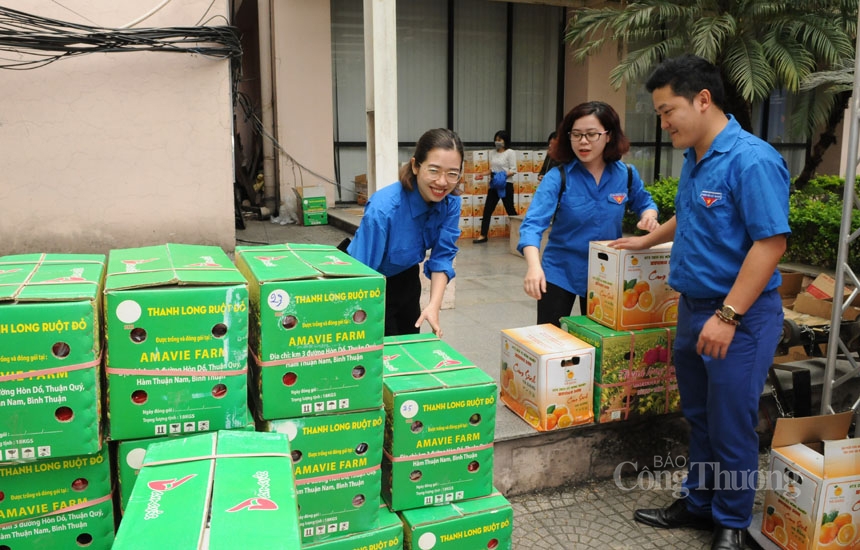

{"left": 518, "top": 101, "right": 659, "bottom": 326}
{"left": 473, "top": 130, "right": 517, "bottom": 243}
{"left": 537, "top": 131, "right": 559, "bottom": 182}
{"left": 613, "top": 55, "right": 790, "bottom": 550}
{"left": 347, "top": 128, "right": 463, "bottom": 338}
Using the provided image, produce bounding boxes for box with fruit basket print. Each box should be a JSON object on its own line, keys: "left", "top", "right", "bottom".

{"left": 499, "top": 324, "right": 594, "bottom": 432}
{"left": 586, "top": 241, "right": 679, "bottom": 331}
{"left": 560, "top": 316, "right": 679, "bottom": 423}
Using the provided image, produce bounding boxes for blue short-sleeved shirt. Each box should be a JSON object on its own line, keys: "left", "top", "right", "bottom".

{"left": 669, "top": 116, "right": 791, "bottom": 298}
{"left": 517, "top": 159, "right": 658, "bottom": 297}
{"left": 347, "top": 182, "right": 461, "bottom": 281}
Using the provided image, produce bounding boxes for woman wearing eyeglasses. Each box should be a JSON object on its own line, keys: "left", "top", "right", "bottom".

{"left": 473, "top": 130, "right": 518, "bottom": 244}
{"left": 347, "top": 128, "right": 463, "bottom": 337}
{"left": 518, "top": 101, "right": 660, "bottom": 326}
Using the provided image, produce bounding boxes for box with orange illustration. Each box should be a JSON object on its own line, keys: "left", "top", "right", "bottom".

{"left": 533, "top": 151, "right": 547, "bottom": 173}
{"left": 488, "top": 216, "right": 508, "bottom": 238}
{"left": 459, "top": 194, "right": 474, "bottom": 217}
{"left": 458, "top": 217, "right": 476, "bottom": 240}
{"left": 464, "top": 150, "right": 489, "bottom": 174}
{"left": 516, "top": 193, "right": 532, "bottom": 216}
{"left": 761, "top": 411, "right": 860, "bottom": 550}
{"left": 499, "top": 324, "right": 594, "bottom": 432}
{"left": 586, "top": 241, "right": 679, "bottom": 331}
{"left": 518, "top": 172, "right": 538, "bottom": 194}
{"left": 516, "top": 151, "right": 534, "bottom": 173}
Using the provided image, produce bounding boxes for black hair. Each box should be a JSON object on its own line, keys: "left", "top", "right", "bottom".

{"left": 399, "top": 128, "right": 464, "bottom": 192}
{"left": 645, "top": 54, "right": 726, "bottom": 110}
{"left": 554, "top": 101, "right": 629, "bottom": 164}
{"left": 493, "top": 130, "right": 510, "bottom": 148}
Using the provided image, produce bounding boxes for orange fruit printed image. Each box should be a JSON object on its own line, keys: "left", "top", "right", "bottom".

{"left": 638, "top": 290, "right": 654, "bottom": 311}
{"left": 838, "top": 522, "right": 857, "bottom": 545}
{"left": 588, "top": 295, "right": 600, "bottom": 315}
{"left": 623, "top": 289, "right": 639, "bottom": 309}
{"left": 835, "top": 513, "right": 853, "bottom": 529}
{"left": 661, "top": 302, "right": 678, "bottom": 322}
{"left": 821, "top": 522, "right": 839, "bottom": 545}
{"left": 634, "top": 281, "right": 650, "bottom": 294}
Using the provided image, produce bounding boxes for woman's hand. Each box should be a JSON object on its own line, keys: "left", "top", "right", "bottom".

{"left": 609, "top": 235, "right": 648, "bottom": 250}
{"left": 637, "top": 215, "right": 659, "bottom": 233}
{"left": 416, "top": 305, "right": 443, "bottom": 338}
{"left": 523, "top": 264, "right": 546, "bottom": 300}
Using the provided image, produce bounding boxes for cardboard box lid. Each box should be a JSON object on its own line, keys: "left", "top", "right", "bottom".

{"left": 105, "top": 243, "right": 246, "bottom": 290}
{"left": 501, "top": 324, "right": 594, "bottom": 355}
{"left": 777, "top": 271, "right": 805, "bottom": 298}
{"left": 0, "top": 253, "right": 105, "bottom": 303}
{"left": 383, "top": 334, "right": 476, "bottom": 376}
{"left": 235, "top": 243, "right": 383, "bottom": 281}
{"left": 771, "top": 411, "right": 853, "bottom": 449}
{"left": 560, "top": 315, "right": 675, "bottom": 339}
{"left": 792, "top": 291, "right": 860, "bottom": 321}
{"left": 294, "top": 185, "right": 326, "bottom": 199}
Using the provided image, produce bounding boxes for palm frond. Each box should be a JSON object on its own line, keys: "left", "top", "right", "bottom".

{"left": 690, "top": 15, "right": 737, "bottom": 60}
{"left": 607, "top": 36, "right": 686, "bottom": 89}
{"left": 761, "top": 33, "right": 816, "bottom": 92}
{"left": 722, "top": 39, "right": 774, "bottom": 102}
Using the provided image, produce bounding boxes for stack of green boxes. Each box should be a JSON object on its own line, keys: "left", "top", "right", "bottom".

{"left": 102, "top": 244, "right": 254, "bottom": 511}
{"left": 235, "top": 243, "right": 395, "bottom": 546}
{"left": 382, "top": 334, "right": 514, "bottom": 549}
{"left": 0, "top": 254, "right": 115, "bottom": 549}
{"left": 560, "top": 315, "right": 679, "bottom": 423}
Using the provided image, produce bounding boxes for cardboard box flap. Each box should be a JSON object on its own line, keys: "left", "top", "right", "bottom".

{"left": 822, "top": 437, "right": 860, "bottom": 478}
{"left": 235, "top": 244, "right": 382, "bottom": 282}
{"left": 501, "top": 324, "right": 593, "bottom": 355}
{"left": 0, "top": 253, "right": 105, "bottom": 302}
{"left": 383, "top": 338, "right": 476, "bottom": 377}
{"left": 105, "top": 244, "right": 246, "bottom": 290}
{"left": 771, "top": 411, "right": 853, "bottom": 449}
{"left": 400, "top": 491, "right": 510, "bottom": 526}
{"left": 384, "top": 366, "right": 494, "bottom": 394}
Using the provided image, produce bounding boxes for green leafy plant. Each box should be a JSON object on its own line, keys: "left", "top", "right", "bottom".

{"left": 623, "top": 174, "right": 860, "bottom": 271}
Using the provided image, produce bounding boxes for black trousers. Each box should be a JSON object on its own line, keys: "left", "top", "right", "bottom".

{"left": 479, "top": 182, "right": 517, "bottom": 236}
{"left": 385, "top": 264, "right": 422, "bottom": 336}
{"left": 537, "top": 281, "right": 586, "bottom": 326}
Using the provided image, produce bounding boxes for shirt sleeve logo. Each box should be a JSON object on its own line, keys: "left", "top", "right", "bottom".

{"left": 609, "top": 193, "right": 627, "bottom": 204}
{"left": 700, "top": 191, "right": 722, "bottom": 207}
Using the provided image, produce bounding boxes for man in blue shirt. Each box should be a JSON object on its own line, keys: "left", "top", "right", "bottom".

{"left": 611, "top": 55, "right": 790, "bottom": 550}
{"left": 348, "top": 128, "right": 462, "bottom": 338}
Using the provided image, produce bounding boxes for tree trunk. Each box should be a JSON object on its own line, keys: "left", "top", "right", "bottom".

{"left": 795, "top": 91, "right": 851, "bottom": 191}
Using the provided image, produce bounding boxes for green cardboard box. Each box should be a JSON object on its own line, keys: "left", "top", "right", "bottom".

{"left": 382, "top": 335, "right": 496, "bottom": 511}
{"left": 0, "top": 446, "right": 112, "bottom": 538}
{"left": 400, "top": 490, "right": 513, "bottom": 550}
{"left": 0, "top": 489, "right": 115, "bottom": 550}
{"left": 263, "top": 408, "right": 384, "bottom": 544}
{"left": 0, "top": 253, "right": 105, "bottom": 460}
{"left": 103, "top": 244, "right": 251, "bottom": 441}
{"left": 295, "top": 186, "right": 329, "bottom": 226}
{"left": 113, "top": 423, "right": 256, "bottom": 513}
{"left": 234, "top": 244, "right": 385, "bottom": 420}
{"left": 303, "top": 504, "right": 403, "bottom": 550}
{"left": 113, "top": 430, "right": 300, "bottom": 549}
{"left": 560, "top": 315, "right": 679, "bottom": 423}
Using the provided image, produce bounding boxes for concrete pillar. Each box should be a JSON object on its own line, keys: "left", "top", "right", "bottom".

{"left": 364, "top": 0, "right": 399, "bottom": 193}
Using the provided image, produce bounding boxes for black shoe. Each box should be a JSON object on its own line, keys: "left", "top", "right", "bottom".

{"left": 711, "top": 526, "right": 745, "bottom": 549}
{"left": 633, "top": 499, "right": 713, "bottom": 530}
{"left": 473, "top": 236, "right": 488, "bottom": 244}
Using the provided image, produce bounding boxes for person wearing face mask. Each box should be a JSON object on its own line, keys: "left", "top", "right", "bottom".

{"left": 518, "top": 101, "right": 659, "bottom": 326}
{"left": 473, "top": 130, "right": 517, "bottom": 244}
{"left": 347, "top": 128, "right": 463, "bottom": 338}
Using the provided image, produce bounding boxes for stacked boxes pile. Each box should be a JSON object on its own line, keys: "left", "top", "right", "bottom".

{"left": 382, "top": 334, "right": 514, "bottom": 548}
{"left": 235, "top": 243, "right": 388, "bottom": 545}
{"left": 459, "top": 148, "right": 547, "bottom": 240}
{"left": 0, "top": 253, "right": 115, "bottom": 549}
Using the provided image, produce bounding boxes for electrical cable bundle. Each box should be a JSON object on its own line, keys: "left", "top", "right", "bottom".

{"left": 0, "top": 5, "right": 241, "bottom": 70}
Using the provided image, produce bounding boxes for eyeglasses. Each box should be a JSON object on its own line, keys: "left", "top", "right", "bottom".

{"left": 569, "top": 131, "right": 609, "bottom": 143}
{"left": 422, "top": 164, "right": 461, "bottom": 184}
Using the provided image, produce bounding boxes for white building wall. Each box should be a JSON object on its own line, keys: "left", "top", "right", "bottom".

{"left": 0, "top": 1, "right": 235, "bottom": 255}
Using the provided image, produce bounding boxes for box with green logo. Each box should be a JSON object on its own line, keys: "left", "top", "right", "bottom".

{"left": 0, "top": 253, "right": 105, "bottom": 461}
{"left": 263, "top": 407, "right": 384, "bottom": 544}
{"left": 303, "top": 504, "right": 403, "bottom": 550}
{"left": 234, "top": 244, "right": 385, "bottom": 420}
{"left": 382, "top": 335, "right": 496, "bottom": 511}
{"left": 0, "top": 489, "right": 115, "bottom": 550}
{"left": 295, "top": 186, "right": 329, "bottom": 226}
{"left": 560, "top": 316, "right": 679, "bottom": 423}
{"left": 400, "top": 490, "right": 513, "bottom": 550}
{"left": 113, "top": 430, "right": 300, "bottom": 549}
{"left": 0, "top": 446, "right": 112, "bottom": 532}
{"left": 113, "top": 423, "right": 256, "bottom": 513}
{"left": 103, "top": 244, "right": 251, "bottom": 441}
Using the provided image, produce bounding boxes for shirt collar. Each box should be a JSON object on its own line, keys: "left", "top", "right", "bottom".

{"left": 405, "top": 183, "right": 433, "bottom": 219}
{"left": 683, "top": 114, "right": 740, "bottom": 161}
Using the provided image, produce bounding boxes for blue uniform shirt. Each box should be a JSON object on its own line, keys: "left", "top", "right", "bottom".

{"left": 669, "top": 115, "right": 791, "bottom": 298}
{"left": 517, "top": 160, "right": 658, "bottom": 297}
{"left": 347, "top": 181, "right": 461, "bottom": 281}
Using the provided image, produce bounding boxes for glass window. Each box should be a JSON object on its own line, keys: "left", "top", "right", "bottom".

{"left": 511, "top": 4, "right": 560, "bottom": 143}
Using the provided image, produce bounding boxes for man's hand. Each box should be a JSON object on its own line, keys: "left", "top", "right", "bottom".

{"left": 696, "top": 315, "right": 736, "bottom": 359}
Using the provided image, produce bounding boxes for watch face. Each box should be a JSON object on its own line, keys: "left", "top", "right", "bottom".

{"left": 722, "top": 306, "right": 738, "bottom": 319}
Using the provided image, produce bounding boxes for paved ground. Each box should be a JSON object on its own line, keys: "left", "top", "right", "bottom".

{"left": 236, "top": 209, "right": 775, "bottom": 549}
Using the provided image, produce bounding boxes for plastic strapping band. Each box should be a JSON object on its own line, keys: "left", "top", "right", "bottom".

{"left": 0, "top": 354, "right": 101, "bottom": 383}
{"left": 104, "top": 365, "right": 248, "bottom": 377}
{"left": 384, "top": 442, "right": 494, "bottom": 463}
{"left": 250, "top": 345, "right": 382, "bottom": 368}
{"left": 294, "top": 464, "right": 381, "bottom": 486}
{"left": 0, "top": 493, "right": 113, "bottom": 530}
{"left": 143, "top": 451, "right": 293, "bottom": 468}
